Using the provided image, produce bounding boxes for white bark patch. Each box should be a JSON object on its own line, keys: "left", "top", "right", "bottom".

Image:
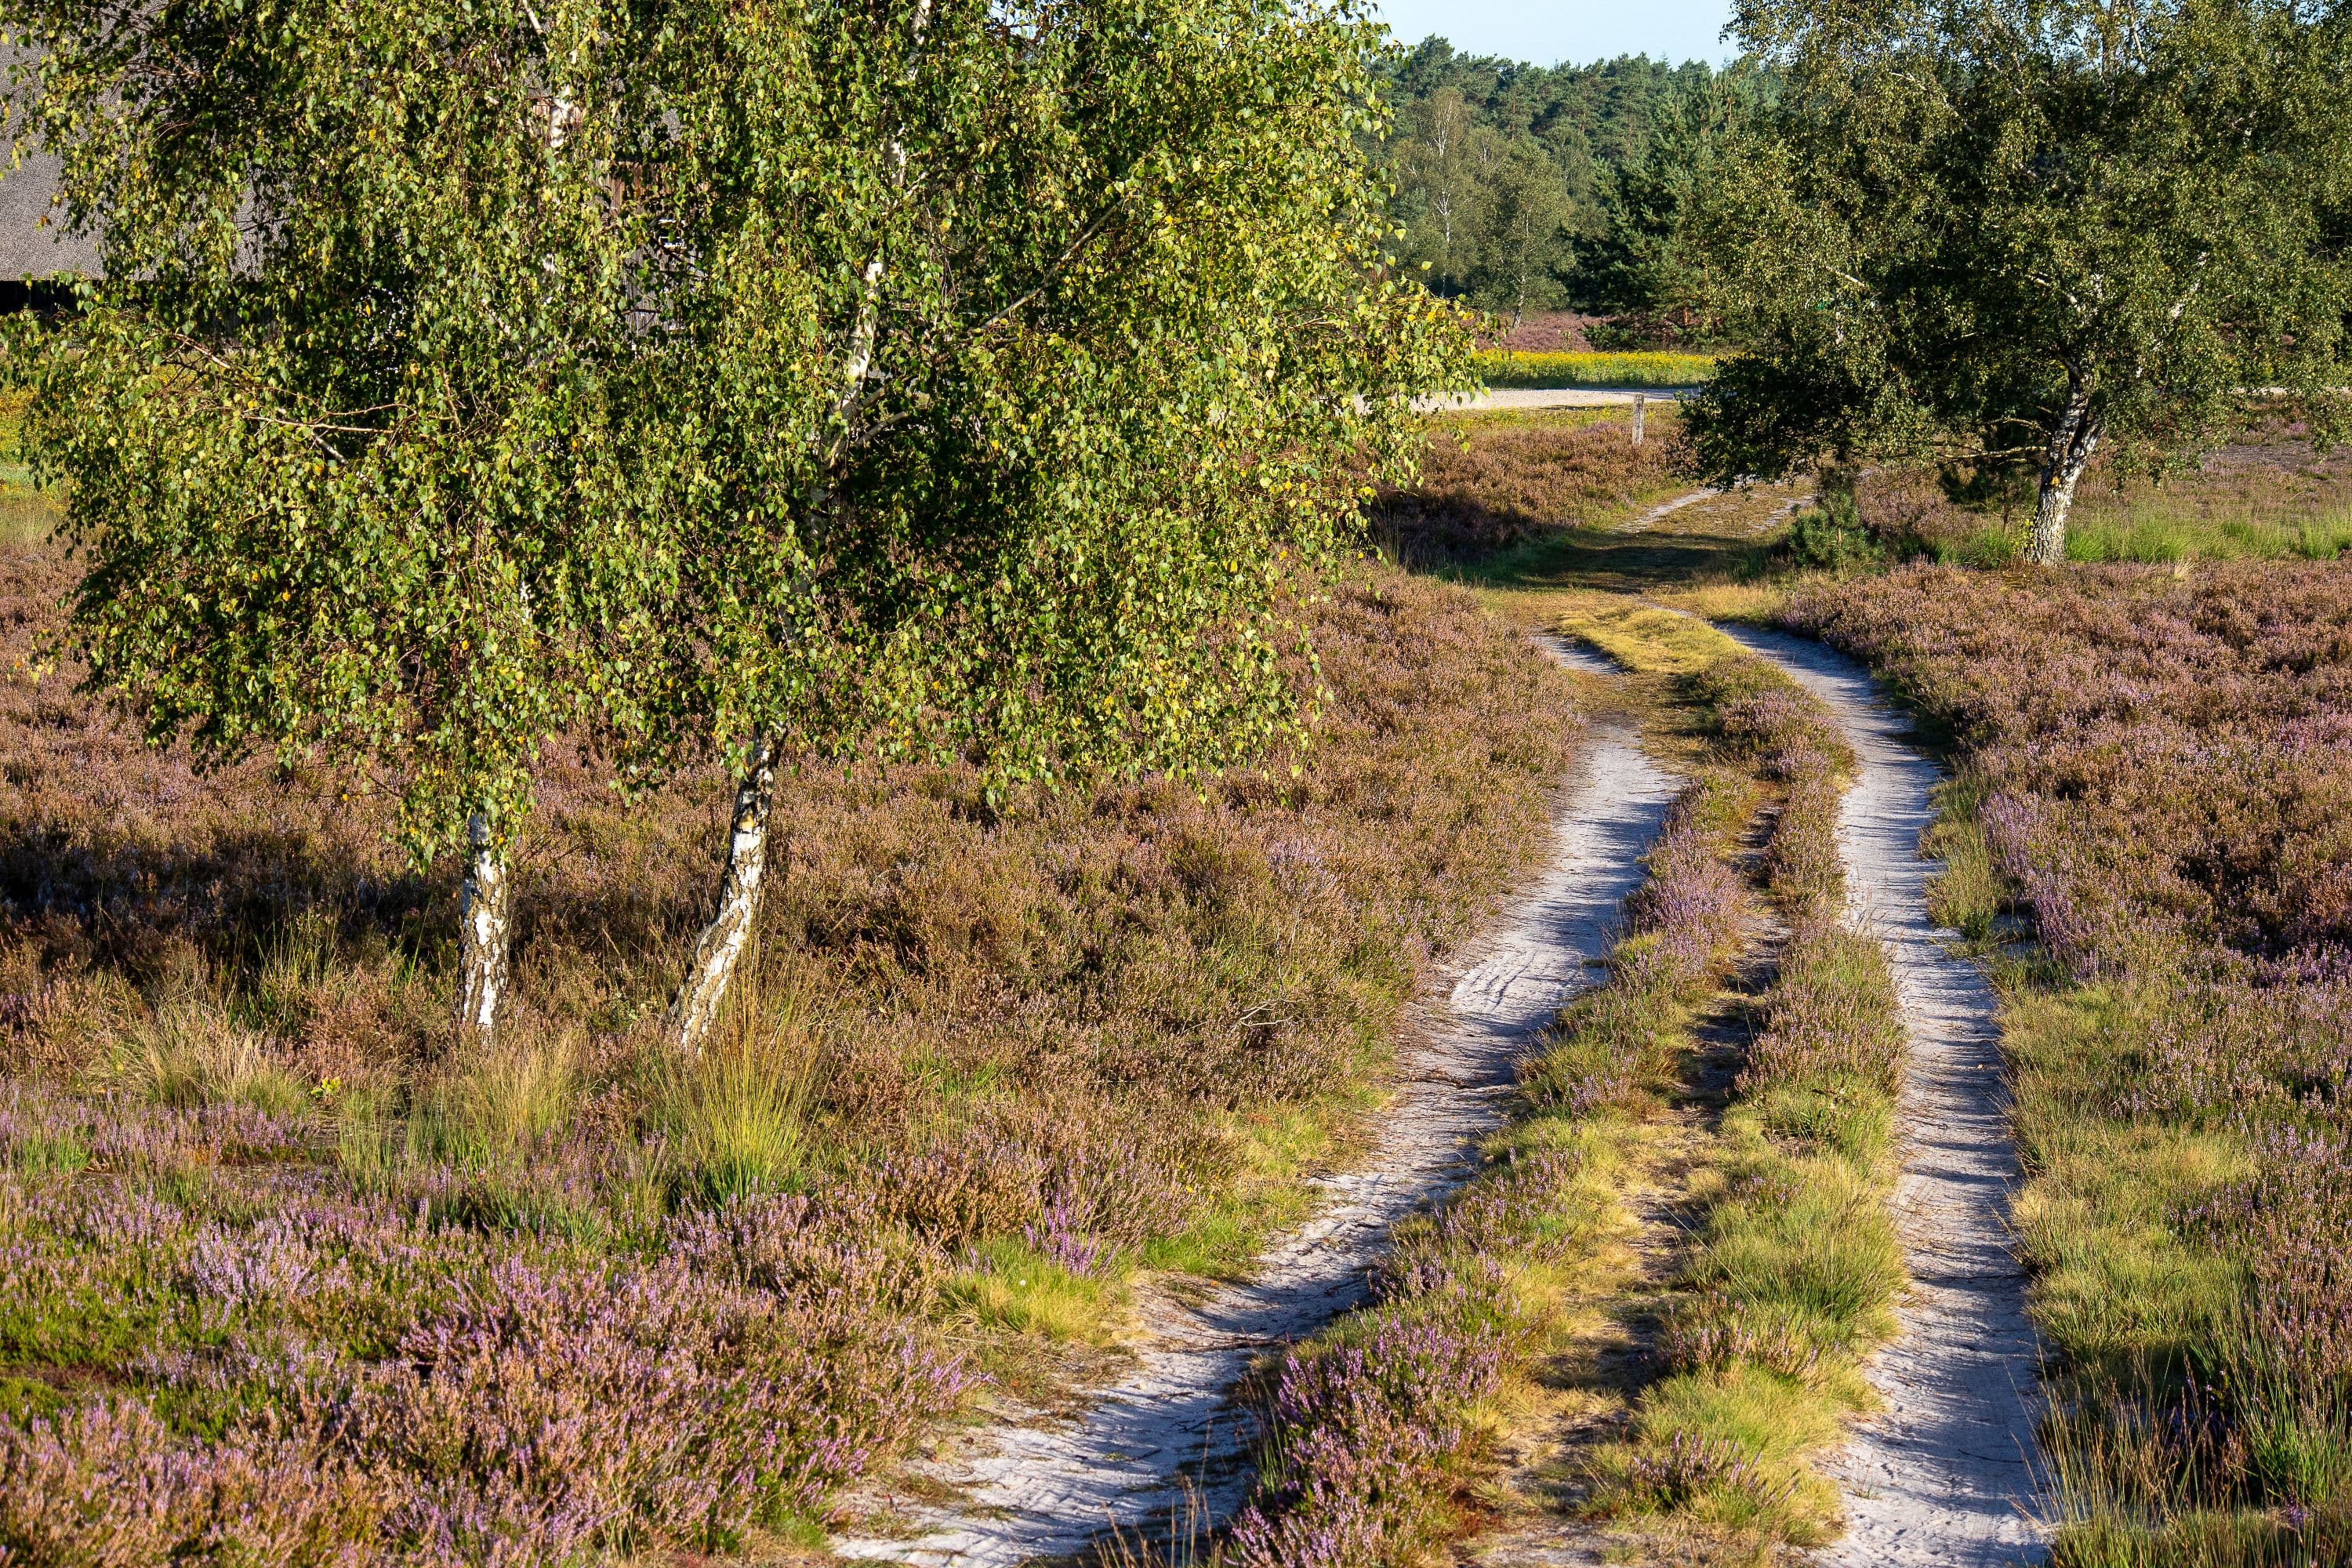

{"left": 671, "top": 735, "right": 783, "bottom": 1056}
{"left": 2030, "top": 387, "right": 2100, "bottom": 566}
{"left": 455, "top": 816, "right": 514, "bottom": 1042}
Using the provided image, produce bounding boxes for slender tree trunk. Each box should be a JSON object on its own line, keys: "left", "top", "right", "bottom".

{"left": 453, "top": 814, "right": 514, "bottom": 1043}
{"left": 670, "top": 733, "right": 784, "bottom": 1057}
{"left": 669, "top": 0, "right": 924, "bottom": 1054}
{"left": 2028, "top": 380, "right": 2100, "bottom": 566}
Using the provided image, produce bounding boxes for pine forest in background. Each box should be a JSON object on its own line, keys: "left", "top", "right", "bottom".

{"left": 1374, "top": 38, "right": 1762, "bottom": 338}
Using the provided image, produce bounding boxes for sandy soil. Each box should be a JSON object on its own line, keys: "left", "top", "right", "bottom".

{"left": 1417, "top": 388, "right": 1697, "bottom": 412}
{"left": 834, "top": 673, "right": 1675, "bottom": 1566}
{"left": 1717, "top": 625, "right": 2049, "bottom": 1568}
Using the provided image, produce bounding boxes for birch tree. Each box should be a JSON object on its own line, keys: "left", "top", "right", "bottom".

{"left": 1475, "top": 142, "right": 1573, "bottom": 324}
{"left": 1684, "top": 0, "right": 2352, "bottom": 562}
{"left": 626, "top": 0, "right": 1475, "bottom": 1054}
{"left": 2, "top": 0, "right": 671, "bottom": 1040}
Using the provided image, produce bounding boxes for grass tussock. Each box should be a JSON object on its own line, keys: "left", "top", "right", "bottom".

{"left": 1791, "top": 562, "right": 2352, "bottom": 1560}
{"left": 0, "top": 512, "right": 1586, "bottom": 1563}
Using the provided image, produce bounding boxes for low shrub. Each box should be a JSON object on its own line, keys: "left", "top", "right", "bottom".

{"left": 1788, "top": 560, "right": 2352, "bottom": 1553}
{"left": 1778, "top": 490, "right": 1883, "bottom": 572}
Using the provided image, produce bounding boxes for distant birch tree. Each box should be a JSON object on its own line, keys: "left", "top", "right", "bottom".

{"left": 1684, "top": 0, "right": 2352, "bottom": 562}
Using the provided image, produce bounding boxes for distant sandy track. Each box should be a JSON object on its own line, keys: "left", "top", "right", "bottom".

{"left": 835, "top": 659, "right": 1675, "bottom": 1567}
{"left": 1716, "top": 625, "right": 2049, "bottom": 1568}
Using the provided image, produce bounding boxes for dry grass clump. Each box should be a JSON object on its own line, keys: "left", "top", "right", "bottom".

{"left": 1370, "top": 408, "right": 1684, "bottom": 568}
{"left": 1791, "top": 561, "right": 2352, "bottom": 1561}
{"left": 0, "top": 517, "right": 1584, "bottom": 1562}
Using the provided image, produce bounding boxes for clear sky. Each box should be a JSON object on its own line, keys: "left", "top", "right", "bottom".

{"left": 1369, "top": 0, "right": 1740, "bottom": 68}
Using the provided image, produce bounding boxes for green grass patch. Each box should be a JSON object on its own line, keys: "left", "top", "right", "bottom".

{"left": 943, "top": 1237, "right": 1123, "bottom": 1344}
{"left": 1476, "top": 350, "right": 1718, "bottom": 390}
{"left": 2064, "top": 502, "right": 2352, "bottom": 564}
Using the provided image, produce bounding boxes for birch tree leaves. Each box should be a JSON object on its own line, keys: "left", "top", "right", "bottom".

{"left": 2, "top": 0, "right": 1474, "bottom": 1046}
{"left": 5, "top": 0, "right": 673, "bottom": 1035}
{"left": 1684, "top": 0, "right": 2352, "bottom": 561}
{"left": 633, "top": 0, "right": 1475, "bottom": 1051}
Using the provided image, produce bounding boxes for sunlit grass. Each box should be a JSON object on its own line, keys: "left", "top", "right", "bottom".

{"left": 0, "top": 464, "right": 59, "bottom": 548}
{"left": 652, "top": 962, "right": 825, "bottom": 1205}
{"left": 1551, "top": 598, "right": 1750, "bottom": 675}
{"left": 2066, "top": 501, "right": 2352, "bottom": 563}
{"left": 944, "top": 1237, "right": 1125, "bottom": 1343}
{"left": 1475, "top": 350, "right": 1718, "bottom": 390}
{"left": 410, "top": 1030, "right": 581, "bottom": 1167}
{"left": 113, "top": 1002, "right": 312, "bottom": 1120}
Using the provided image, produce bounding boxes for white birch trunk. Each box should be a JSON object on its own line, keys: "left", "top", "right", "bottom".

{"left": 670, "top": 733, "right": 784, "bottom": 1057}
{"left": 2028, "top": 381, "right": 2100, "bottom": 566}
{"left": 454, "top": 814, "right": 514, "bottom": 1042}
{"left": 670, "top": 0, "right": 927, "bottom": 1054}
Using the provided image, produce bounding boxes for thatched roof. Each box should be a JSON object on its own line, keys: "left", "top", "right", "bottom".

{"left": 0, "top": 154, "right": 98, "bottom": 279}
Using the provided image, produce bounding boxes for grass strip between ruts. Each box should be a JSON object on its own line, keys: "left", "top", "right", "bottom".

{"left": 1228, "top": 604, "right": 1912, "bottom": 1563}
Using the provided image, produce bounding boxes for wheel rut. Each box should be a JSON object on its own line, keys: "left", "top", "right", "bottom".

{"left": 1715, "top": 624, "right": 2049, "bottom": 1567}
{"left": 834, "top": 677, "right": 1677, "bottom": 1566}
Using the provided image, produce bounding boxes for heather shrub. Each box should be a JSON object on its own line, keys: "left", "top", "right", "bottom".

{"left": 1791, "top": 561, "right": 2352, "bottom": 1548}
{"left": 0, "top": 1188, "right": 967, "bottom": 1566}
{"left": 0, "top": 1397, "right": 380, "bottom": 1567}
{"left": 1740, "top": 918, "right": 1904, "bottom": 1104}
{"left": 0, "top": 523, "right": 1584, "bottom": 1548}
{"left": 1227, "top": 1311, "right": 1509, "bottom": 1568}
{"left": 1521, "top": 777, "right": 1751, "bottom": 1117}
{"left": 1236, "top": 650, "right": 1783, "bottom": 1563}
{"left": 1227, "top": 1142, "right": 1601, "bottom": 1568}
{"left": 1685, "top": 656, "right": 1851, "bottom": 786}
{"left": 1574, "top": 633, "right": 1904, "bottom": 1552}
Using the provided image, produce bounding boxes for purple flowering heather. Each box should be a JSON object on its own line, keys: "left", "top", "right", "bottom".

{"left": 1789, "top": 561, "right": 2352, "bottom": 1530}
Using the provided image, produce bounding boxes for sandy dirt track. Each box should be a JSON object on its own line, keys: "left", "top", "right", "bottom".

{"left": 836, "top": 681, "right": 1675, "bottom": 1566}
{"left": 1718, "top": 624, "right": 2049, "bottom": 1568}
